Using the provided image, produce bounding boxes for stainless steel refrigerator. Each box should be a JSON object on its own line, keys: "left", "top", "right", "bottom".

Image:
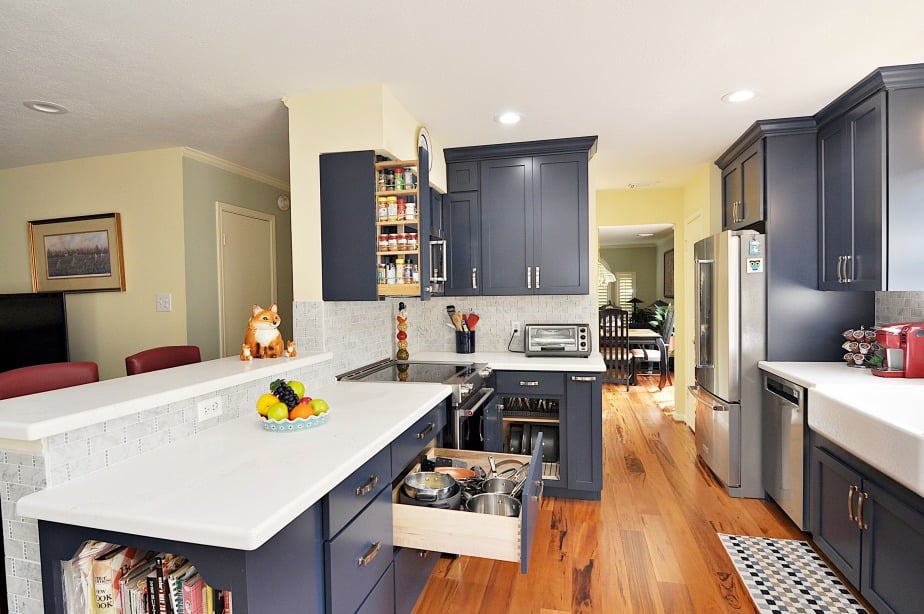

{"left": 690, "top": 230, "right": 766, "bottom": 498}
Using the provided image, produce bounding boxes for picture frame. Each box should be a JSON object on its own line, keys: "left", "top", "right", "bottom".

{"left": 663, "top": 248, "right": 674, "bottom": 298}
{"left": 28, "top": 213, "right": 126, "bottom": 292}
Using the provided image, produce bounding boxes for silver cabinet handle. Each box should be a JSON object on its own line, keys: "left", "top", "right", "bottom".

{"left": 472, "top": 267, "right": 477, "bottom": 289}
{"left": 518, "top": 380, "right": 540, "bottom": 387}
{"left": 357, "top": 541, "right": 382, "bottom": 567}
{"left": 417, "top": 550, "right": 431, "bottom": 559}
{"left": 571, "top": 376, "right": 597, "bottom": 382}
{"left": 856, "top": 491, "right": 869, "bottom": 530}
{"left": 355, "top": 475, "right": 380, "bottom": 496}
{"left": 836, "top": 256, "right": 843, "bottom": 283}
{"left": 416, "top": 422, "right": 435, "bottom": 440}
{"left": 848, "top": 484, "right": 858, "bottom": 521}
{"left": 536, "top": 266, "right": 540, "bottom": 288}
{"left": 527, "top": 266, "right": 532, "bottom": 289}
{"left": 844, "top": 255, "right": 853, "bottom": 283}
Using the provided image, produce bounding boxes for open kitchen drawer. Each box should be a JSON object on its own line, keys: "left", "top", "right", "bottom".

{"left": 392, "top": 440, "right": 544, "bottom": 573}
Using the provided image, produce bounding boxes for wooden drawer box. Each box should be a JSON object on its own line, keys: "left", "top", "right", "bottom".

{"left": 325, "top": 485, "right": 393, "bottom": 614}
{"left": 392, "top": 443, "right": 544, "bottom": 573}
{"left": 323, "top": 446, "right": 391, "bottom": 538}
{"left": 495, "top": 371, "right": 564, "bottom": 396}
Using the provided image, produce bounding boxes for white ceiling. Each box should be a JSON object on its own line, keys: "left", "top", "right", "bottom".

{"left": 599, "top": 224, "right": 673, "bottom": 248}
{"left": 2, "top": 2, "right": 924, "bottom": 190}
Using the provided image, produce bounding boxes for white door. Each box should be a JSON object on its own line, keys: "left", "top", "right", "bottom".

{"left": 217, "top": 203, "right": 277, "bottom": 357}
{"left": 682, "top": 211, "right": 705, "bottom": 428}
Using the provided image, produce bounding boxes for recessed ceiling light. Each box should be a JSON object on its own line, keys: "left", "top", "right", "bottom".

{"left": 627, "top": 181, "right": 659, "bottom": 189}
{"left": 637, "top": 233, "right": 655, "bottom": 238}
{"left": 23, "top": 100, "right": 68, "bottom": 114}
{"left": 495, "top": 111, "right": 521, "bottom": 125}
{"left": 721, "top": 90, "right": 756, "bottom": 103}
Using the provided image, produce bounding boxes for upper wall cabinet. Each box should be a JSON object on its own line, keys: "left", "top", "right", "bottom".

{"left": 443, "top": 136, "right": 597, "bottom": 297}
{"left": 719, "top": 141, "right": 763, "bottom": 231}
{"left": 815, "top": 65, "right": 924, "bottom": 291}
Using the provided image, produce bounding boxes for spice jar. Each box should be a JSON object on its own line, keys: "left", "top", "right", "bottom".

{"left": 377, "top": 197, "right": 388, "bottom": 221}
{"left": 405, "top": 168, "right": 416, "bottom": 190}
{"left": 404, "top": 260, "right": 415, "bottom": 284}
{"left": 386, "top": 263, "right": 397, "bottom": 284}
{"left": 377, "top": 263, "right": 386, "bottom": 284}
{"left": 406, "top": 232, "right": 418, "bottom": 251}
{"left": 395, "top": 258, "right": 405, "bottom": 283}
{"left": 387, "top": 233, "right": 398, "bottom": 251}
{"left": 396, "top": 233, "right": 408, "bottom": 251}
{"left": 386, "top": 196, "right": 398, "bottom": 221}
{"left": 377, "top": 172, "right": 386, "bottom": 192}
{"left": 394, "top": 168, "right": 405, "bottom": 191}
{"left": 405, "top": 199, "right": 417, "bottom": 220}
{"left": 384, "top": 169, "right": 395, "bottom": 191}
{"left": 396, "top": 198, "right": 406, "bottom": 221}
{"left": 378, "top": 234, "right": 389, "bottom": 252}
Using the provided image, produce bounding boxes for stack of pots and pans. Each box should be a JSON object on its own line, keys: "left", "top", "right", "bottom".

{"left": 465, "top": 457, "right": 529, "bottom": 517}
{"left": 400, "top": 471, "right": 461, "bottom": 509}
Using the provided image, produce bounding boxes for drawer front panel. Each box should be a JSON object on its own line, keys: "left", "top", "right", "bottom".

{"left": 357, "top": 562, "right": 395, "bottom": 614}
{"left": 496, "top": 371, "right": 564, "bottom": 396}
{"left": 324, "top": 446, "right": 391, "bottom": 538}
{"left": 392, "top": 447, "right": 542, "bottom": 572}
{"left": 394, "top": 547, "right": 439, "bottom": 614}
{"left": 391, "top": 404, "right": 447, "bottom": 477}
{"left": 326, "top": 486, "right": 394, "bottom": 614}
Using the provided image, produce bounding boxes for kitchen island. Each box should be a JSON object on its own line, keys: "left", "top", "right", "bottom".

{"left": 759, "top": 361, "right": 924, "bottom": 614}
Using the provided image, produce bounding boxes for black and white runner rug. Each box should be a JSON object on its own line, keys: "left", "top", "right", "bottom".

{"left": 718, "top": 533, "right": 868, "bottom": 613}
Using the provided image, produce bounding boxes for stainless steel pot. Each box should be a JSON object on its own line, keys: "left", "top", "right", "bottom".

{"left": 482, "top": 462, "right": 530, "bottom": 494}
{"left": 466, "top": 492, "right": 521, "bottom": 517}
{"left": 403, "top": 471, "right": 456, "bottom": 501}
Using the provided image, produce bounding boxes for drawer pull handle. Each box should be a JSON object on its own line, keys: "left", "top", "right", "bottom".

{"left": 856, "top": 491, "right": 869, "bottom": 530}
{"left": 570, "top": 376, "right": 597, "bottom": 382}
{"left": 531, "top": 480, "right": 545, "bottom": 502}
{"left": 518, "top": 381, "right": 540, "bottom": 387}
{"left": 355, "top": 475, "right": 379, "bottom": 496}
{"left": 417, "top": 550, "right": 431, "bottom": 559}
{"left": 357, "top": 541, "right": 382, "bottom": 567}
{"left": 847, "top": 484, "right": 857, "bottom": 521}
{"left": 416, "top": 422, "right": 435, "bottom": 440}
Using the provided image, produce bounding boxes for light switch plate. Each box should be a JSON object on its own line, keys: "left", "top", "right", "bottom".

{"left": 155, "top": 293, "right": 172, "bottom": 312}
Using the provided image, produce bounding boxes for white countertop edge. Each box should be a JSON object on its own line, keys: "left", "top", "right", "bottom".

{"left": 0, "top": 353, "right": 333, "bottom": 441}
{"left": 17, "top": 381, "right": 452, "bottom": 550}
{"left": 758, "top": 361, "right": 924, "bottom": 389}
{"left": 411, "top": 350, "right": 606, "bottom": 372}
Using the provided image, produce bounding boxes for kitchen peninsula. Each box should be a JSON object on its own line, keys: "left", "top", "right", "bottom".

{"left": 6, "top": 350, "right": 605, "bottom": 613}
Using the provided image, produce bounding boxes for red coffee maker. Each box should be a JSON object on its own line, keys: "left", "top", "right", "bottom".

{"left": 872, "top": 322, "right": 924, "bottom": 378}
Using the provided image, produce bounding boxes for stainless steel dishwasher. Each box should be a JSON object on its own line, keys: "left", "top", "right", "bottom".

{"left": 761, "top": 372, "right": 808, "bottom": 530}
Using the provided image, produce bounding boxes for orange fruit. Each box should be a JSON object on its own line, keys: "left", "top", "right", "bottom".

{"left": 289, "top": 403, "right": 313, "bottom": 420}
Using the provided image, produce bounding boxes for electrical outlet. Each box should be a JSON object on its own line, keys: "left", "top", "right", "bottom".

{"left": 511, "top": 321, "right": 522, "bottom": 336}
{"left": 155, "top": 293, "right": 172, "bottom": 312}
{"left": 197, "top": 397, "right": 223, "bottom": 422}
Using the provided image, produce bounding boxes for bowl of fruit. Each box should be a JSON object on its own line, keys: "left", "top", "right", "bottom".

{"left": 257, "top": 378, "right": 330, "bottom": 432}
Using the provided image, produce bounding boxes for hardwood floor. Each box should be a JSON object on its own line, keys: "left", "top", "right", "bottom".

{"left": 412, "top": 376, "right": 809, "bottom": 613}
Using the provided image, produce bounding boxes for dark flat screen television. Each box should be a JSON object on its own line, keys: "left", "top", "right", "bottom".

{"left": 0, "top": 292, "right": 69, "bottom": 373}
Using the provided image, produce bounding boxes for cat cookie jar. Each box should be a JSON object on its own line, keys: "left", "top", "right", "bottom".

{"left": 240, "top": 303, "right": 295, "bottom": 360}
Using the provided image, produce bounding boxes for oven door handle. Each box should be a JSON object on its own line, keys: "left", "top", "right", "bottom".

{"left": 461, "top": 386, "right": 495, "bottom": 415}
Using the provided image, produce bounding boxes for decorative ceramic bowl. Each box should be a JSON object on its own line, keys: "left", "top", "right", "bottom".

{"left": 261, "top": 412, "right": 329, "bottom": 432}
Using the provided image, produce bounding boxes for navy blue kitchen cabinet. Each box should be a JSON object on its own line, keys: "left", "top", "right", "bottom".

{"left": 815, "top": 64, "right": 924, "bottom": 291}
{"left": 443, "top": 136, "right": 596, "bottom": 297}
{"left": 319, "top": 148, "right": 432, "bottom": 301}
{"left": 429, "top": 188, "right": 443, "bottom": 239}
{"left": 443, "top": 190, "right": 481, "bottom": 296}
{"left": 564, "top": 373, "right": 603, "bottom": 495}
{"left": 811, "top": 434, "right": 924, "bottom": 614}
{"left": 720, "top": 141, "right": 763, "bottom": 231}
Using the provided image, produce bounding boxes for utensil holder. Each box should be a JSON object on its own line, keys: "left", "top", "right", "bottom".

{"left": 455, "top": 331, "right": 475, "bottom": 354}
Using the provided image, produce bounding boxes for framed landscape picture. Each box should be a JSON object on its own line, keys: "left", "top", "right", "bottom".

{"left": 28, "top": 213, "right": 126, "bottom": 292}
{"left": 663, "top": 248, "right": 674, "bottom": 298}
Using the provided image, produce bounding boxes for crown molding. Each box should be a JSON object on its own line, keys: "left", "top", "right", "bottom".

{"left": 182, "top": 148, "right": 290, "bottom": 191}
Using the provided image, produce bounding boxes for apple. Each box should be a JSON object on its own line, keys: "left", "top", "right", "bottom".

{"left": 299, "top": 396, "right": 312, "bottom": 405}
{"left": 288, "top": 380, "right": 305, "bottom": 400}
{"left": 308, "top": 398, "right": 329, "bottom": 416}
{"left": 266, "top": 402, "right": 290, "bottom": 421}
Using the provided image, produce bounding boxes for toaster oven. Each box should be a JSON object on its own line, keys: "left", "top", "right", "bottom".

{"left": 524, "top": 324, "right": 591, "bottom": 357}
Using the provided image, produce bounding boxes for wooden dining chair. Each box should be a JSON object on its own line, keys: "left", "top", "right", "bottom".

{"left": 598, "top": 307, "right": 633, "bottom": 391}
{"left": 125, "top": 345, "right": 201, "bottom": 375}
{"left": 0, "top": 361, "right": 100, "bottom": 399}
{"left": 630, "top": 305, "right": 675, "bottom": 390}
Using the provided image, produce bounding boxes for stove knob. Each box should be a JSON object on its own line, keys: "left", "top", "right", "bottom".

{"left": 478, "top": 366, "right": 493, "bottom": 378}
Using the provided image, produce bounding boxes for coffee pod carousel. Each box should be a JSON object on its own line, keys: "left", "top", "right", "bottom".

{"left": 841, "top": 326, "right": 881, "bottom": 368}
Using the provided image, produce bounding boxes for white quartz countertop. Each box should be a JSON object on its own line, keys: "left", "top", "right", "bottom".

{"left": 16, "top": 381, "right": 451, "bottom": 550}
{"left": 0, "top": 353, "right": 332, "bottom": 441}
{"left": 760, "top": 361, "right": 924, "bottom": 498}
{"left": 411, "top": 350, "right": 606, "bottom": 372}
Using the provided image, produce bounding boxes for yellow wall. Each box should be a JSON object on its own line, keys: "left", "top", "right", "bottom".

{"left": 597, "top": 169, "right": 718, "bottom": 424}
{"left": 0, "top": 149, "right": 189, "bottom": 379}
{"left": 285, "top": 85, "right": 446, "bottom": 301}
